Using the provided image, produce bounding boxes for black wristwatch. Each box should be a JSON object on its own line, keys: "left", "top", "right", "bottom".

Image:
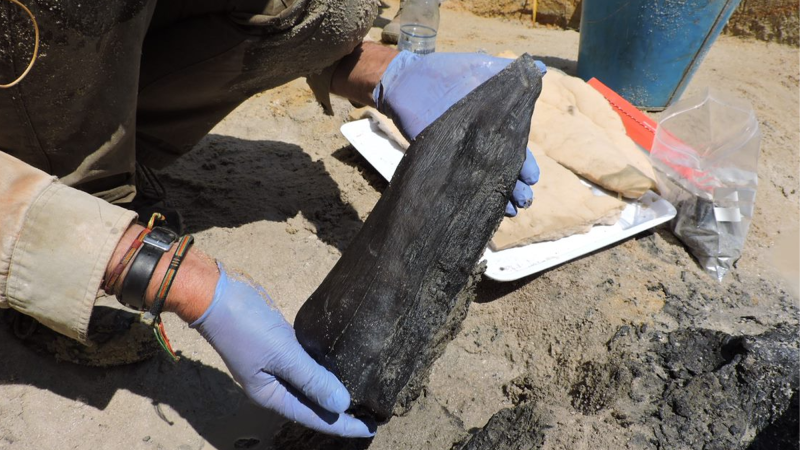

{"left": 120, "top": 226, "right": 178, "bottom": 310}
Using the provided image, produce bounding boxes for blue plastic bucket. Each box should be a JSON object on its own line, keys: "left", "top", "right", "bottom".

{"left": 577, "top": 0, "right": 742, "bottom": 110}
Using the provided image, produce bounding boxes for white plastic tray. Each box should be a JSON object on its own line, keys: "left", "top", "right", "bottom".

{"left": 341, "top": 119, "right": 677, "bottom": 282}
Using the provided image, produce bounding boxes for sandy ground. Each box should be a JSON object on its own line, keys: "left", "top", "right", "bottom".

{"left": 1, "top": 2, "right": 798, "bottom": 449}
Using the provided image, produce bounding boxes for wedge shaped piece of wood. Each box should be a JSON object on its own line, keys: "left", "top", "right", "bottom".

{"left": 294, "top": 55, "right": 543, "bottom": 422}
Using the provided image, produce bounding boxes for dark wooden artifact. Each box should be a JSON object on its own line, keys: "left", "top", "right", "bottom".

{"left": 453, "top": 403, "right": 549, "bottom": 450}
{"left": 294, "top": 55, "right": 544, "bottom": 423}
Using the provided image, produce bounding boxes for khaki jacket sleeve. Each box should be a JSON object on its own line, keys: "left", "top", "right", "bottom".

{"left": 0, "top": 152, "right": 136, "bottom": 343}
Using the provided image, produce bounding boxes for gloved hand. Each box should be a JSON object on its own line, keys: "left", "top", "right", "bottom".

{"left": 373, "top": 52, "right": 546, "bottom": 216}
{"left": 191, "top": 263, "right": 374, "bottom": 438}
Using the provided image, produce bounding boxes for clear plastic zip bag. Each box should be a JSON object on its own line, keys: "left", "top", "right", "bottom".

{"left": 650, "top": 89, "right": 761, "bottom": 281}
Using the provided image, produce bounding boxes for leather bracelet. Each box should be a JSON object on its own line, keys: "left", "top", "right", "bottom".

{"left": 143, "top": 235, "right": 195, "bottom": 325}
{"left": 141, "top": 234, "right": 195, "bottom": 362}
{"left": 104, "top": 228, "right": 151, "bottom": 293}
{"left": 105, "top": 213, "right": 165, "bottom": 294}
{"left": 119, "top": 227, "right": 177, "bottom": 310}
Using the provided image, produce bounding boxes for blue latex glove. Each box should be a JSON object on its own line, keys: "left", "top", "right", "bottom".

{"left": 192, "top": 263, "right": 374, "bottom": 438}
{"left": 374, "top": 52, "right": 546, "bottom": 217}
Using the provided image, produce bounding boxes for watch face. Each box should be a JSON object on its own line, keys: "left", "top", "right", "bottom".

{"left": 144, "top": 227, "right": 178, "bottom": 251}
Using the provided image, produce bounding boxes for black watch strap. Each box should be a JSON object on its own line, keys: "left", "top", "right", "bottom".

{"left": 120, "top": 227, "right": 177, "bottom": 310}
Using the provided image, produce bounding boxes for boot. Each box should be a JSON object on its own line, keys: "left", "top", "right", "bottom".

{"left": 381, "top": 1, "right": 407, "bottom": 44}
{"left": 123, "top": 162, "right": 185, "bottom": 235}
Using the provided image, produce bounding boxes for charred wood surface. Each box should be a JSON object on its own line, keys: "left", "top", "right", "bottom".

{"left": 293, "top": 55, "right": 544, "bottom": 422}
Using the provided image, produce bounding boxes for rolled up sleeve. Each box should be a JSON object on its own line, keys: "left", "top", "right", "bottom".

{"left": 0, "top": 152, "right": 136, "bottom": 343}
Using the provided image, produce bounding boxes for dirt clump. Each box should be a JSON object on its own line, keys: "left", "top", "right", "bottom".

{"left": 498, "top": 324, "right": 799, "bottom": 450}
{"left": 452, "top": 402, "right": 551, "bottom": 450}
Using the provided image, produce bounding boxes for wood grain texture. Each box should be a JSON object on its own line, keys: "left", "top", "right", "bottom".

{"left": 294, "top": 55, "right": 544, "bottom": 422}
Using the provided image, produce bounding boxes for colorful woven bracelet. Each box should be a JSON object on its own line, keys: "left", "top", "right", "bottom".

{"left": 142, "top": 234, "right": 195, "bottom": 360}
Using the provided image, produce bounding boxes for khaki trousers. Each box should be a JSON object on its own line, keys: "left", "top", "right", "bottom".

{"left": 0, "top": 0, "right": 376, "bottom": 203}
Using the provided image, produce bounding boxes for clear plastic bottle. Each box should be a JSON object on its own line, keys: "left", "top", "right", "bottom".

{"left": 396, "top": 0, "right": 440, "bottom": 55}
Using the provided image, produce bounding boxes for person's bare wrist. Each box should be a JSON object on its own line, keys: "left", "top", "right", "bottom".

{"left": 105, "top": 224, "right": 219, "bottom": 324}
{"left": 331, "top": 42, "right": 399, "bottom": 107}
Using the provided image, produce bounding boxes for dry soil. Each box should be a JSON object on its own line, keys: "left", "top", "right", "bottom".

{"left": 0, "top": 2, "right": 798, "bottom": 450}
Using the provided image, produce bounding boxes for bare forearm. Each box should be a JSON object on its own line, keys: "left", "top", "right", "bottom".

{"left": 107, "top": 224, "right": 218, "bottom": 323}
{"left": 331, "top": 42, "right": 398, "bottom": 107}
